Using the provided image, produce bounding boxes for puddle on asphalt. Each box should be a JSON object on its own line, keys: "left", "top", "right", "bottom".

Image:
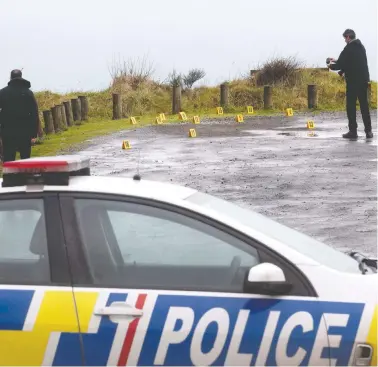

{"left": 356, "top": 139, "right": 377, "bottom": 146}
{"left": 277, "top": 131, "right": 320, "bottom": 138}
{"left": 277, "top": 132, "right": 293, "bottom": 136}
{"left": 243, "top": 130, "right": 280, "bottom": 137}
{"left": 243, "top": 129, "right": 377, "bottom": 143}
{"left": 244, "top": 129, "right": 331, "bottom": 139}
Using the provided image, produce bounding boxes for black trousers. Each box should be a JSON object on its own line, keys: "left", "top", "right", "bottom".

{"left": 2, "top": 135, "right": 32, "bottom": 162}
{"left": 346, "top": 82, "right": 372, "bottom": 133}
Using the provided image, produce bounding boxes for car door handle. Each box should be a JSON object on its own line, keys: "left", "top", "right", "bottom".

{"left": 94, "top": 302, "right": 143, "bottom": 317}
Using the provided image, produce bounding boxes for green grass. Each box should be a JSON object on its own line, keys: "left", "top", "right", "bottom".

{"left": 32, "top": 118, "right": 130, "bottom": 156}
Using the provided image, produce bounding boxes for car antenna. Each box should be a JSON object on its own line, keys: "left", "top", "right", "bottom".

{"left": 133, "top": 147, "right": 141, "bottom": 181}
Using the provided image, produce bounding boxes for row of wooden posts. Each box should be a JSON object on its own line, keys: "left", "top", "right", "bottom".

{"left": 45, "top": 84, "right": 371, "bottom": 126}
{"left": 42, "top": 96, "right": 88, "bottom": 134}
{"left": 111, "top": 84, "right": 322, "bottom": 120}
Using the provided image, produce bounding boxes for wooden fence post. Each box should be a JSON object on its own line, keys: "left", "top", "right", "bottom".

{"left": 43, "top": 110, "right": 54, "bottom": 134}
{"left": 51, "top": 106, "right": 61, "bottom": 131}
{"left": 79, "top": 95, "right": 88, "bottom": 121}
{"left": 112, "top": 93, "right": 122, "bottom": 120}
{"left": 71, "top": 99, "right": 77, "bottom": 121}
{"left": 59, "top": 105, "right": 68, "bottom": 130}
{"left": 172, "top": 86, "right": 181, "bottom": 114}
{"left": 71, "top": 98, "right": 81, "bottom": 121}
{"left": 264, "top": 86, "right": 272, "bottom": 109}
{"left": 220, "top": 82, "right": 229, "bottom": 107}
{"left": 63, "top": 101, "right": 73, "bottom": 126}
{"left": 308, "top": 85, "right": 318, "bottom": 109}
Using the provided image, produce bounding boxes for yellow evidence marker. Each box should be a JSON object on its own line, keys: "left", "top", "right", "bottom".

{"left": 286, "top": 108, "right": 294, "bottom": 117}
{"left": 193, "top": 116, "right": 200, "bottom": 124}
{"left": 247, "top": 106, "right": 254, "bottom": 114}
{"left": 216, "top": 107, "right": 224, "bottom": 115}
{"left": 122, "top": 140, "right": 131, "bottom": 149}
{"left": 236, "top": 114, "right": 244, "bottom": 123}
{"left": 156, "top": 116, "right": 163, "bottom": 124}
{"left": 307, "top": 120, "right": 315, "bottom": 129}
{"left": 189, "top": 129, "right": 197, "bottom": 138}
{"left": 159, "top": 113, "right": 166, "bottom": 121}
{"left": 130, "top": 117, "right": 137, "bottom": 125}
{"left": 179, "top": 112, "right": 188, "bottom": 121}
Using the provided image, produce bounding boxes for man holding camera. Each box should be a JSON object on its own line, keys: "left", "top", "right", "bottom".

{"left": 327, "top": 29, "right": 373, "bottom": 140}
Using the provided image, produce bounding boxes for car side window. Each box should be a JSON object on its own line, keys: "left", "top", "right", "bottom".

{"left": 73, "top": 199, "right": 260, "bottom": 292}
{"left": 0, "top": 199, "right": 50, "bottom": 284}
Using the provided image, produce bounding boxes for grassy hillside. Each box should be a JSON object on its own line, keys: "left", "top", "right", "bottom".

{"left": 34, "top": 69, "right": 378, "bottom": 127}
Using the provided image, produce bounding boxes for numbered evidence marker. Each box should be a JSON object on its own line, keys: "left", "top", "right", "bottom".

{"left": 160, "top": 113, "right": 167, "bottom": 121}
{"left": 247, "top": 106, "right": 254, "bottom": 114}
{"left": 307, "top": 120, "right": 315, "bottom": 129}
{"left": 285, "top": 108, "right": 294, "bottom": 117}
{"left": 216, "top": 107, "right": 224, "bottom": 115}
{"left": 236, "top": 114, "right": 244, "bottom": 123}
{"left": 130, "top": 117, "right": 137, "bottom": 125}
{"left": 122, "top": 140, "right": 131, "bottom": 149}
{"left": 179, "top": 112, "right": 188, "bottom": 121}
{"left": 189, "top": 129, "right": 197, "bottom": 138}
{"left": 156, "top": 116, "right": 163, "bottom": 124}
{"left": 192, "top": 116, "right": 200, "bottom": 124}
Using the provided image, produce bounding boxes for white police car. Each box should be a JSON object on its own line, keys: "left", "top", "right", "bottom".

{"left": 0, "top": 155, "right": 376, "bottom": 366}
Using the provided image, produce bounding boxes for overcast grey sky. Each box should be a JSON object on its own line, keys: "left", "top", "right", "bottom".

{"left": 0, "top": 0, "right": 377, "bottom": 92}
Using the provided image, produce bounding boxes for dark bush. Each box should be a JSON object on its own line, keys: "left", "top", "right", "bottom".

{"left": 109, "top": 55, "right": 155, "bottom": 91}
{"left": 256, "top": 56, "right": 304, "bottom": 87}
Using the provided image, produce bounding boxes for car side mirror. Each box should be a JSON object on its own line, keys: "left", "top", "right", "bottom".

{"left": 243, "top": 262, "right": 293, "bottom": 296}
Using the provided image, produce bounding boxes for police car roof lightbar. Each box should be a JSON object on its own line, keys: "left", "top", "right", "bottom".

{"left": 1, "top": 155, "right": 91, "bottom": 188}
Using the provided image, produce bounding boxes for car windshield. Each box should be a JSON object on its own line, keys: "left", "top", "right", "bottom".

{"left": 186, "top": 192, "right": 360, "bottom": 274}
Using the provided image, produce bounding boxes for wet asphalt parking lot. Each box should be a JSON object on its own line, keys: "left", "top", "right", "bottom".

{"left": 74, "top": 111, "right": 377, "bottom": 256}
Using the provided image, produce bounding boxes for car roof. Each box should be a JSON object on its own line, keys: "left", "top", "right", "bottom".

{"left": 0, "top": 175, "right": 198, "bottom": 202}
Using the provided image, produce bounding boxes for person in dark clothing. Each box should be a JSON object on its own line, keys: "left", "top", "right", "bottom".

{"left": 327, "top": 29, "right": 373, "bottom": 140}
{"left": 0, "top": 69, "right": 39, "bottom": 162}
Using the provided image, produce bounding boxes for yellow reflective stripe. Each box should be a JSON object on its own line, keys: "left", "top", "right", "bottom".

{"left": 367, "top": 306, "right": 378, "bottom": 366}
{"left": 0, "top": 290, "right": 99, "bottom": 366}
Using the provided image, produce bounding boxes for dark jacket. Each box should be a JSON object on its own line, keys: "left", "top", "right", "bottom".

{"left": 0, "top": 77, "right": 39, "bottom": 137}
{"left": 330, "top": 39, "right": 370, "bottom": 85}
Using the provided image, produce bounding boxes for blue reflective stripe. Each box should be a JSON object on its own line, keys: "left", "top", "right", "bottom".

{"left": 0, "top": 289, "right": 34, "bottom": 330}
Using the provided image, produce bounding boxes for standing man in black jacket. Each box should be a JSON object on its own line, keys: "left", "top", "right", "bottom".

{"left": 327, "top": 29, "right": 373, "bottom": 140}
{"left": 0, "top": 69, "right": 40, "bottom": 162}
